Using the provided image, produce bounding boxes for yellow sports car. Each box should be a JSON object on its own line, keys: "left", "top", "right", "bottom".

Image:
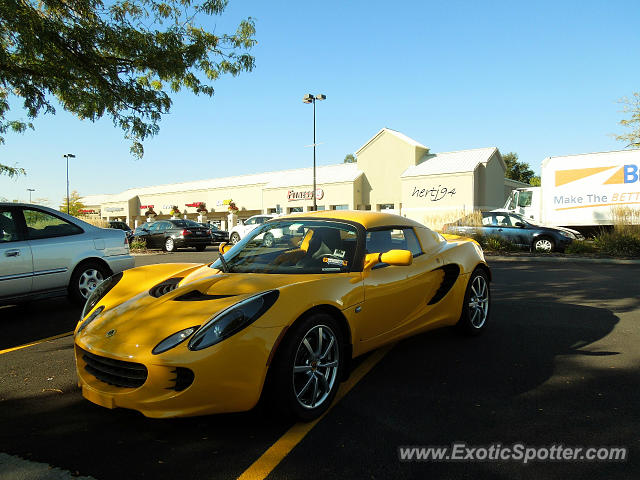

{"left": 74, "top": 211, "right": 490, "bottom": 420}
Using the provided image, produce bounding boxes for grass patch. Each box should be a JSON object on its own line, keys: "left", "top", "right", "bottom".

{"left": 594, "top": 231, "right": 640, "bottom": 257}
{"left": 130, "top": 238, "right": 147, "bottom": 251}
{"left": 472, "top": 234, "right": 518, "bottom": 253}
{"left": 565, "top": 240, "right": 598, "bottom": 255}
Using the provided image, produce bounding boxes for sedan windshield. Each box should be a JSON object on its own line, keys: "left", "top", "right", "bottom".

{"left": 211, "top": 220, "right": 359, "bottom": 274}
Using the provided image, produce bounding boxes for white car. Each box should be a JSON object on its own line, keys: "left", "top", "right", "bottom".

{"left": 0, "top": 203, "right": 134, "bottom": 305}
{"left": 228, "top": 214, "right": 278, "bottom": 245}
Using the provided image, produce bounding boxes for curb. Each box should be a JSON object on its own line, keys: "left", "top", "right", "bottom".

{"left": 486, "top": 255, "right": 640, "bottom": 265}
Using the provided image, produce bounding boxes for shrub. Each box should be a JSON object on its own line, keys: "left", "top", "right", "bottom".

{"left": 473, "top": 234, "right": 517, "bottom": 252}
{"left": 565, "top": 240, "right": 598, "bottom": 255}
{"left": 130, "top": 238, "right": 147, "bottom": 251}
{"left": 611, "top": 206, "right": 640, "bottom": 236}
{"left": 594, "top": 231, "right": 640, "bottom": 257}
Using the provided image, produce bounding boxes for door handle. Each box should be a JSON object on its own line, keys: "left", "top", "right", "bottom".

{"left": 5, "top": 249, "right": 20, "bottom": 257}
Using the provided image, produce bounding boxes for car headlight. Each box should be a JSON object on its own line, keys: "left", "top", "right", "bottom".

{"left": 81, "top": 272, "right": 123, "bottom": 320}
{"left": 76, "top": 306, "right": 105, "bottom": 335}
{"left": 188, "top": 290, "right": 279, "bottom": 351}
{"left": 559, "top": 231, "right": 574, "bottom": 239}
{"left": 152, "top": 326, "right": 200, "bottom": 355}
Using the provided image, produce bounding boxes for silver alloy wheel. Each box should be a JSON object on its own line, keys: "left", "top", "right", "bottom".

{"left": 534, "top": 238, "right": 553, "bottom": 252}
{"left": 230, "top": 233, "right": 241, "bottom": 244}
{"left": 263, "top": 233, "right": 275, "bottom": 247}
{"left": 468, "top": 275, "right": 489, "bottom": 329}
{"left": 165, "top": 237, "right": 175, "bottom": 252}
{"left": 292, "top": 325, "right": 339, "bottom": 409}
{"left": 78, "top": 268, "right": 104, "bottom": 299}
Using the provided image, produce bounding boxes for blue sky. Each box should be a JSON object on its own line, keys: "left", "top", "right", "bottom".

{"left": 2, "top": 0, "right": 639, "bottom": 204}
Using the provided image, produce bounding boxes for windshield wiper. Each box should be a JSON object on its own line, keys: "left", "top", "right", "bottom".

{"left": 217, "top": 251, "right": 230, "bottom": 273}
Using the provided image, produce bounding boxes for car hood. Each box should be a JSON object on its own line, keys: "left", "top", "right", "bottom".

{"left": 75, "top": 263, "right": 349, "bottom": 353}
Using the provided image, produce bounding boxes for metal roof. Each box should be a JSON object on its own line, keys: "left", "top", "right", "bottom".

{"left": 401, "top": 147, "right": 500, "bottom": 177}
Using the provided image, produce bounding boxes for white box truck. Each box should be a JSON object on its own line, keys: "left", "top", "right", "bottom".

{"left": 501, "top": 149, "right": 640, "bottom": 232}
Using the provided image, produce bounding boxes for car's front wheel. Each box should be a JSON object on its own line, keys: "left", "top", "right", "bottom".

{"left": 456, "top": 268, "right": 490, "bottom": 336}
{"left": 271, "top": 313, "right": 344, "bottom": 421}
{"left": 263, "top": 232, "right": 275, "bottom": 247}
{"left": 230, "top": 232, "right": 241, "bottom": 244}
{"left": 69, "top": 261, "right": 111, "bottom": 305}
{"left": 533, "top": 236, "right": 554, "bottom": 253}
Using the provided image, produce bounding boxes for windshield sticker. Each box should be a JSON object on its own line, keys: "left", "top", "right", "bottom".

{"left": 322, "top": 267, "right": 341, "bottom": 272}
{"left": 332, "top": 249, "right": 346, "bottom": 258}
{"left": 323, "top": 257, "right": 348, "bottom": 267}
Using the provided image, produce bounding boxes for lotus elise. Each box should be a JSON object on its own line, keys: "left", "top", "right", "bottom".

{"left": 74, "top": 211, "right": 491, "bottom": 420}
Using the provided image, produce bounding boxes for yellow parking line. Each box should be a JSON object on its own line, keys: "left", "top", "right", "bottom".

{"left": 0, "top": 331, "right": 74, "bottom": 355}
{"left": 237, "top": 344, "right": 393, "bottom": 480}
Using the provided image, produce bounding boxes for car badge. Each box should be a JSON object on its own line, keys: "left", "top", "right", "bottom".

{"left": 106, "top": 329, "right": 117, "bottom": 338}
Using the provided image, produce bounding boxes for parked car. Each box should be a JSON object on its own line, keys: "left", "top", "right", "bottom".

{"left": 108, "top": 220, "right": 134, "bottom": 242}
{"left": 197, "top": 222, "right": 229, "bottom": 244}
{"left": 228, "top": 214, "right": 277, "bottom": 244}
{"left": 0, "top": 203, "right": 134, "bottom": 305}
{"left": 443, "top": 211, "right": 583, "bottom": 252}
{"left": 74, "top": 210, "right": 490, "bottom": 420}
{"left": 134, "top": 219, "right": 212, "bottom": 252}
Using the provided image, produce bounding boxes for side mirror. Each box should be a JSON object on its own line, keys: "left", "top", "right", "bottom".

{"left": 218, "top": 242, "right": 232, "bottom": 254}
{"left": 514, "top": 222, "right": 525, "bottom": 228}
{"left": 364, "top": 249, "right": 413, "bottom": 270}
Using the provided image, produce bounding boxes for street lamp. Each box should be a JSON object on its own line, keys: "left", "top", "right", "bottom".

{"left": 63, "top": 153, "right": 76, "bottom": 214}
{"left": 303, "top": 93, "right": 326, "bottom": 211}
{"left": 27, "top": 188, "right": 35, "bottom": 203}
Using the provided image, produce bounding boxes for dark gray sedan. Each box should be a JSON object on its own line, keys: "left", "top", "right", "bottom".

{"left": 443, "top": 211, "right": 583, "bottom": 252}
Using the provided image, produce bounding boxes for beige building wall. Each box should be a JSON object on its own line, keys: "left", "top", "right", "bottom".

{"left": 474, "top": 151, "right": 506, "bottom": 210}
{"left": 400, "top": 173, "right": 475, "bottom": 230}
{"left": 262, "top": 182, "right": 359, "bottom": 213}
{"left": 356, "top": 130, "right": 428, "bottom": 211}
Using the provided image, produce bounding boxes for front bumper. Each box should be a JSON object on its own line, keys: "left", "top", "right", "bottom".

{"left": 74, "top": 324, "right": 283, "bottom": 418}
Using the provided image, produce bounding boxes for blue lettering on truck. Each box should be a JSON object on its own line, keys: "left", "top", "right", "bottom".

{"left": 624, "top": 165, "right": 639, "bottom": 183}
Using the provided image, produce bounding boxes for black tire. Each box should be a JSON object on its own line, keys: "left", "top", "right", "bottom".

{"left": 456, "top": 269, "right": 490, "bottom": 336}
{"left": 68, "top": 261, "right": 111, "bottom": 306}
{"left": 263, "top": 232, "right": 275, "bottom": 248}
{"left": 230, "top": 232, "right": 241, "bottom": 244}
{"left": 533, "top": 236, "right": 555, "bottom": 253}
{"left": 164, "top": 237, "right": 176, "bottom": 252}
{"left": 195, "top": 245, "right": 207, "bottom": 251}
{"left": 270, "top": 313, "right": 344, "bottom": 421}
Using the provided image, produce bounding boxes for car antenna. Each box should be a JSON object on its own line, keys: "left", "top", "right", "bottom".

{"left": 217, "top": 249, "right": 230, "bottom": 273}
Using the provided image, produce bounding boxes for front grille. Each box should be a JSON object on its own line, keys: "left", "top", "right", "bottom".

{"left": 169, "top": 367, "right": 195, "bottom": 392}
{"left": 82, "top": 349, "right": 148, "bottom": 388}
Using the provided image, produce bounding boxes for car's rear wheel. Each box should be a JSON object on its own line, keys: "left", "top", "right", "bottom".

{"left": 263, "top": 232, "right": 275, "bottom": 248}
{"left": 230, "top": 232, "right": 241, "bottom": 244}
{"left": 533, "top": 236, "right": 554, "bottom": 252}
{"left": 68, "top": 261, "right": 111, "bottom": 305}
{"left": 164, "top": 237, "right": 176, "bottom": 252}
{"left": 271, "top": 313, "right": 344, "bottom": 421}
{"left": 457, "top": 269, "right": 490, "bottom": 336}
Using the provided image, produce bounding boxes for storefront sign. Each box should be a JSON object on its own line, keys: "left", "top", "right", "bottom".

{"left": 140, "top": 205, "right": 155, "bottom": 210}
{"left": 185, "top": 202, "right": 204, "bottom": 208}
{"left": 216, "top": 199, "right": 232, "bottom": 207}
{"left": 105, "top": 207, "right": 124, "bottom": 212}
{"left": 287, "top": 188, "right": 324, "bottom": 202}
{"left": 79, "top": 209, "right": 97, "bottom": 214}
{"left": 410, "top": 185, "right": 456, "bottom": 202}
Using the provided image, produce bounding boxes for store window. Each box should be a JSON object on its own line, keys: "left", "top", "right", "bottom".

{"left": 288, "top": 207, "right": 303, "bottom": 213}
{"left": 331, "top": 205, "right": 349, "bottom": 210}
{"left": 315, "top": 205, "right": 326, "bottom": 211}
{"left": 377, "top": 203, "right": 395, "bottom": 211}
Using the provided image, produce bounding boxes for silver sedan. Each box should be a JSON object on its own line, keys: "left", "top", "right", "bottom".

{"left": 0, "top": 203, "right": 134, "bottom": 305}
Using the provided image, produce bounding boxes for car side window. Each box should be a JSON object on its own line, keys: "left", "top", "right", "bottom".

{"left": 0, "top": 210, "right": 20, "bottom": 243}
{"left": 148, "top": 222, "right": 162, "bottom": 232}
{"left": 23, "top": 208, "right": 82, "bottom": 240}
{"left": 245, "top": 218, "right": 256, "bottom": 225}
{"left": 482, "top": 215, "right": 494, "bottom": 226}
{"left": 494, "top": 214, "right": 512, "bottom": 226}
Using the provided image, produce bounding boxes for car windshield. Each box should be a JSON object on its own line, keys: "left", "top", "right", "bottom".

{"left": 210, "top": 219, "right": 359, "bottom": 274}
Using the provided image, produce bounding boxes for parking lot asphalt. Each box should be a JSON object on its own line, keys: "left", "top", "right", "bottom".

{"left": 1, "top": 250, "right": 639, "bottom": 479}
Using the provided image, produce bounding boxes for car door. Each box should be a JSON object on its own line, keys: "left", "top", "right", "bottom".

{"left": 508, "top": 214, "right": 532, "bottom": 247}
{"left": 0, "top": 207, "right": 34, "bottom": 298}
{"left": 146, "top": 222, "right": 166, "bottom": 248}
{"left": 22, "top": 206, "right": 86, "bottom": 293}
{"left": 358, "top": 227, "right": 441, "bottom": 343}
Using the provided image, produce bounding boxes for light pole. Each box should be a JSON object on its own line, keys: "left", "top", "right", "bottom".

{"left": 27, "top": 188, "right": 35, "bottom": 203}
{"left": 63, "top": 153, "right": 76, "bottom": 214}
{"left": 303, "top": 93, "right": 326, "bottom": 211}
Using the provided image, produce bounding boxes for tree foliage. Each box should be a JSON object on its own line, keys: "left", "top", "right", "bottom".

{"left": 502, "top": 152, "right": 537, "bottom": 185}
{"left": 0, "top": 0, "right": 256, "bottom": 175}
{"left": 343, "top": 153, "right": 356, "bottom": 163}
{"left": 616, "top": 92, "right": 640, "bottom": 148}
{"left": 59, "top": 190, "right": 85, "bottom": 216}
{"left": 0, "top": 163, "right": 26, "bottom": 177}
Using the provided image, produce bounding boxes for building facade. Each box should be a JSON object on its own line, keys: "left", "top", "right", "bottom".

{"left": 82, "top": 128, "right": 522, "bottom": 230}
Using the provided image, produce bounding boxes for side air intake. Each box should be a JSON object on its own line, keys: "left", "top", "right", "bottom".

{"left": 428, "top": 264, "right": 461, "bottom": 305}
{"left": 149, "top": 277, "right": 183, "bottom": 298}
